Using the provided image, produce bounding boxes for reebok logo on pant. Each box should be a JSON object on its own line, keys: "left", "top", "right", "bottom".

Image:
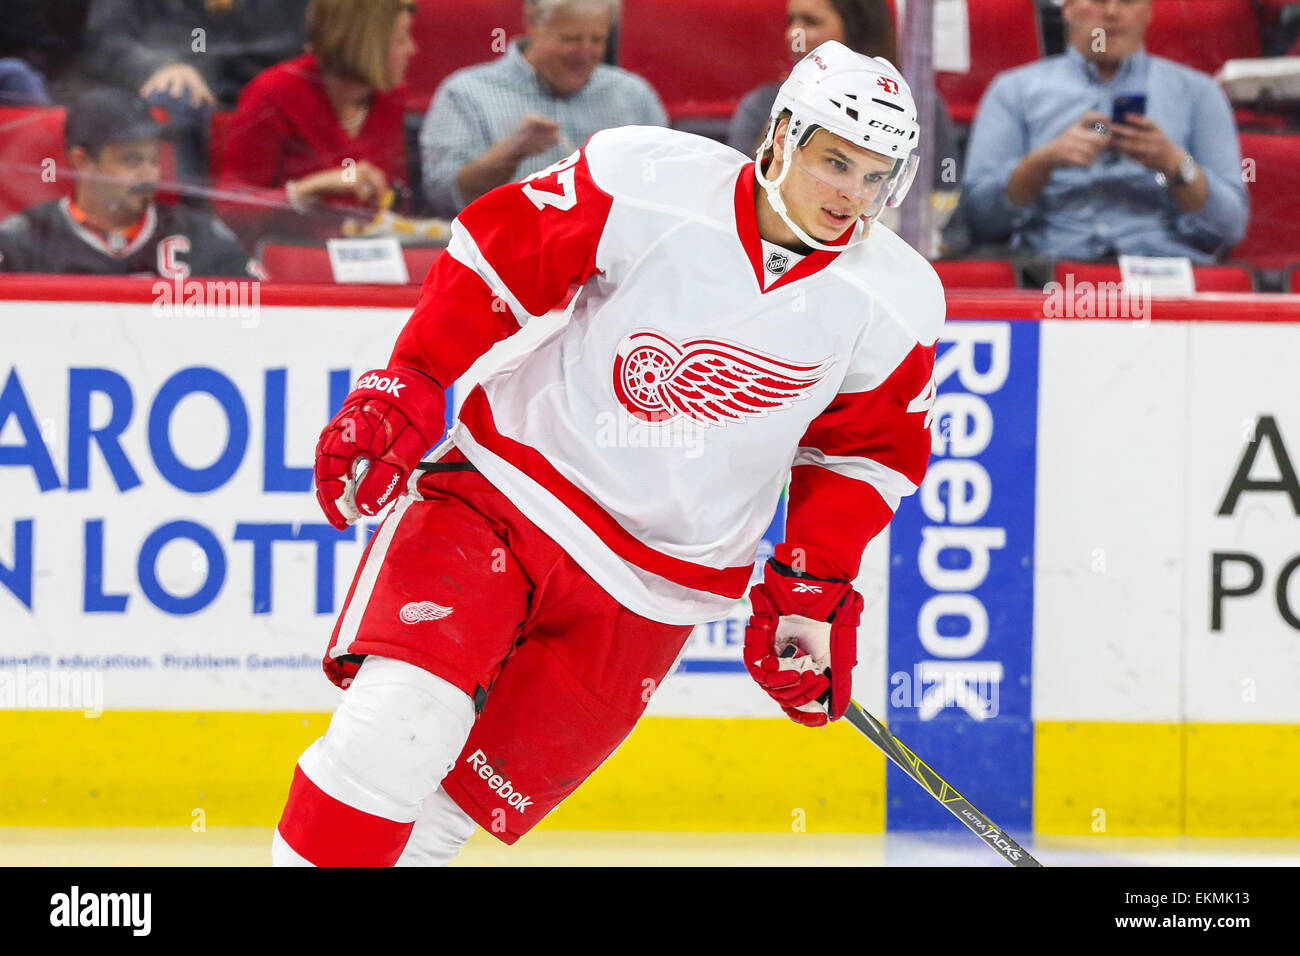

{"left": 467, "top": 749, "right": 533, "bottom": 812}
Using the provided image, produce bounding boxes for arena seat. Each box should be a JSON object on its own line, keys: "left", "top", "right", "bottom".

{"left": 936, "top": 0, "right": 1042, "bottom": 126}
{"left": 208, "top": 110, "right": 237, "bottom": 180}
{"left": 1052, "top": 261, "right": 1255, "bottom": 292}
{"left": 1145, "top": 0, "right": 1261, "bottom": 77}
{"left": 0, "top": 107, "right": 69, "bottom": 220}
{"left": 0, "top": 106, "right": 180, "bottom": 221}
{"left": 259, "top": 242, "right": 444, "bottom": 283}
{"left": 405, "top": 0, "right": 525, "bottom": 113}
{"left": 1232, "top": 132, "right": 1300, "bottom": 267}
{"left": 932, "top": 259, "right": 1019, "bottom": 289}
{"left": 620, "top": 0, "right": 789, "bottom": 121}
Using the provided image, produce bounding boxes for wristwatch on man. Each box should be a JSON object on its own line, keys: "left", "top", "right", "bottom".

{"left": 1156, "top": 152, "right": 1198, "bottom": 188}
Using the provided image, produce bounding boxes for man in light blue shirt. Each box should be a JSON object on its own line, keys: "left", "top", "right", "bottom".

{"left": 961, "top": 0, "right": 1248, "bottom": 263}
{"left": 419, "top": 0, "right": 667, "bottom": 217}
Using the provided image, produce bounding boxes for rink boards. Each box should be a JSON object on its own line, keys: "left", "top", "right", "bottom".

{"left": 2, "top": 284, "right": 1299, "bottom": 836}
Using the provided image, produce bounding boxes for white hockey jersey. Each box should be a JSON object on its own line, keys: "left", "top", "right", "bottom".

{"left": 391, "top": 126, "right": 946, "bottom": 625}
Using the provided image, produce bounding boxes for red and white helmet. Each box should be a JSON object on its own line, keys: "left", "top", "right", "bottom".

{"left": 756, "top": 41, "right": 921, "bottom": 250}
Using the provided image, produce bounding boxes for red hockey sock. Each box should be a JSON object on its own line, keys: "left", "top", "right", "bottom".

{"left": 277, "top": 764, "right": 416, "bottom": 866}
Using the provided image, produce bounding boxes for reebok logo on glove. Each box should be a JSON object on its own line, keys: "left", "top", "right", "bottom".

{"left": 353, "top": 372, "right": 406, "bottom": 396}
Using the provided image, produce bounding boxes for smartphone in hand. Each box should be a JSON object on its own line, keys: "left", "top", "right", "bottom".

{"left": 1112, "top": 94, "right": 1147, "bottom": 125}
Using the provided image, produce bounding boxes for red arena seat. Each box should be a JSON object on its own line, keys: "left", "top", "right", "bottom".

{"left": 208, "top": 110, "right": 238, "bottom": 179}
{"left": 936, "top": 0, "right": 1042, "bottom": 126}
{"left": 1233, "top": 132, "right": 1300, "bottom": 267}
{"left": 1145, "top": 0, "right": 1261, "bottom": 77}
{"left": 932, "top": 259, "right": 1019, "bottom": 289}
{"left": 405, "top": 0, "right": 525, "bottom": 113}
{"left": 1052, "top": 261, "right": 1255, "bottom": 293}
{"left": 620, "top": 0, "right": 789, "bottom": 121}
{"left": 0, "top": 107, "right": 69, "bottom": 220}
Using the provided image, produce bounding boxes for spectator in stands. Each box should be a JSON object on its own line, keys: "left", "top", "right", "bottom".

{"left": 961, "top": 0, "right": 1249, "bottom": 263}
{"left": 0, "top": 88, "right": 261, "bottom": 276}
{"left": 0, "top": 58, "right": 50, "bottom": 105}
{"left": 729, "top": 0, "right": 896, "bottom": 156}
{"left": 83, "top": 0, "right": 311, "bottom": 181}
{"left": 419, "top": 0, "right": 667, "bottom": 216}
{"left": 727, "top": 0, "right": 960, "bottom": 189}
{"left": 215, "top": 0, "right": 417, "bottom": 243}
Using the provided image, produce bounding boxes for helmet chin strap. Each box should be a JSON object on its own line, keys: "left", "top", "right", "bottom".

{"left": 754, "top": 123, "right": 872, "bottom": 253}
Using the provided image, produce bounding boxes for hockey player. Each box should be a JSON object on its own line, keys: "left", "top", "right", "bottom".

{"left": 274, "top": 41, "right": 943, "bottom": 866}
{"left": 0, "top": 88, "right": 263, "bottom": 279}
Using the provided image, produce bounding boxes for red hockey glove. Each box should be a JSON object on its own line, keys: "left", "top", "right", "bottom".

{"left": 314, "top": 368, "right": 446, "bottom": 530}
{"left": 743, "top": 558, "right": 862, "bottom": 727}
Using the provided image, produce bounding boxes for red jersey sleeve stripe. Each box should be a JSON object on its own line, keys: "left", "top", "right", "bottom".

{"left": 458, "top": 386, "right": 753, "bottom": 599}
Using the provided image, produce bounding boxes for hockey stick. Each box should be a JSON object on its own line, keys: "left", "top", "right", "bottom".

{"left": 843, "top": 699, "right": 1042, "bottom": 867}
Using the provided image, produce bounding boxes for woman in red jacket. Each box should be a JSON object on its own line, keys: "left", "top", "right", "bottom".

{"left": 216, "top": 0, "right": 417, "bottom": 242}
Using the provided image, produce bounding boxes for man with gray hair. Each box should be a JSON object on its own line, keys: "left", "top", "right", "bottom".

{"left": 419, "top": 0, "right": 667, "bottom": 216}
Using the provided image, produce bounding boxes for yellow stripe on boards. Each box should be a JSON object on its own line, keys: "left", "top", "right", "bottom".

{"left": 1184, "top": 723, "right": 1300, "bottom": 836}
{"left": 8, "top": 712, "right": 1295, "bottom": 834}
{"left": 0, "top": 711, "right": 328, "bottom": 826}
{"left": 1036, "top": 722, "right": 1300, "bottom": 836}
{"left": 543, "top": 716, "right": 885, "bottom": 833}
{"left": 0, "top": 712, "right": 886, "bottom": 832}
{"left": 1035, "top": 722, "right": 1183, "bottom": 837}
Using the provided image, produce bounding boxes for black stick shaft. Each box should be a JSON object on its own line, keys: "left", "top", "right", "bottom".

{"left": 844, "top": 699, "right": 1042, "bottom": 867}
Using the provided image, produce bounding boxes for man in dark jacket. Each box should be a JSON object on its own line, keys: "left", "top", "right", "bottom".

{"left": 0, "top": 88, "right": 262, "bottom": 278}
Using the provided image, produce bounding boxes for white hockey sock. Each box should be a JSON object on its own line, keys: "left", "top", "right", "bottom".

{"left": 394, "top": 786, "right": 479, "bottom": 867}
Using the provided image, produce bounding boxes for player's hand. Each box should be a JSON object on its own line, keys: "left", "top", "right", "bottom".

{"left": 140, "top": 63, "right": 216, "bottom": 108}
{"left": 1035, "top": 110, "right": 1111, "bottom": 170}
{"left": 1108, "top": 114, "right": 1183, "bottom": 176}
{"left": 743, "top": 558, "right": 862, "bottom": 727}
{"left": 508, "top": 113, "right": 562, "bottom": 161}
{"left": 293, "top": 161, "right": 390, "bottom": 206}
{"left": 314, "top": 368, "right": 446, "bottom": 530}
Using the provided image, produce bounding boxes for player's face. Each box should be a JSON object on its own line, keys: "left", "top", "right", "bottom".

{"left": 785, "top": 0, "right": 847, "bottom": 64}
{"left": 386, "top": 8, "right": 417, "bottom": 89}
{"left": 80, "top": 141, "right": 161, "bottom": 221}
{"left": 1064, "top": 0, "right": 1152, "bottom": 66}
{"left": 524, "top": 3, "right": 611, "bottom": 95}
{"left": 774, "top": 126, "right": 897, "bottom": 241}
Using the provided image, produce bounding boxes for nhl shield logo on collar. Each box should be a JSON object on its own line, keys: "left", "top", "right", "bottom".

{"left": 765, "top": 251, "right": 790, "bottom": 276}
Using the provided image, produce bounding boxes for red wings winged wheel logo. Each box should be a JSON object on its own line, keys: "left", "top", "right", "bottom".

{"left": 612, "top": 330, "right": 834, "bottom": 425}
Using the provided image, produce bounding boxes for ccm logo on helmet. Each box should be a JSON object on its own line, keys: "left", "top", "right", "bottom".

{"left": 868, "top": 119, "right": 907, "bottom": 135}
{"left": 354, "top": 372, "right": 405, "bottom": 396}
{"left": 467, "top": 749, "right": 534, "bottom": 812}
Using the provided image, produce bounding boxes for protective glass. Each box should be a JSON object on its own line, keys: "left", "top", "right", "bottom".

{"left": 790, "top": 149, "right": 920, "bottom": 218}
